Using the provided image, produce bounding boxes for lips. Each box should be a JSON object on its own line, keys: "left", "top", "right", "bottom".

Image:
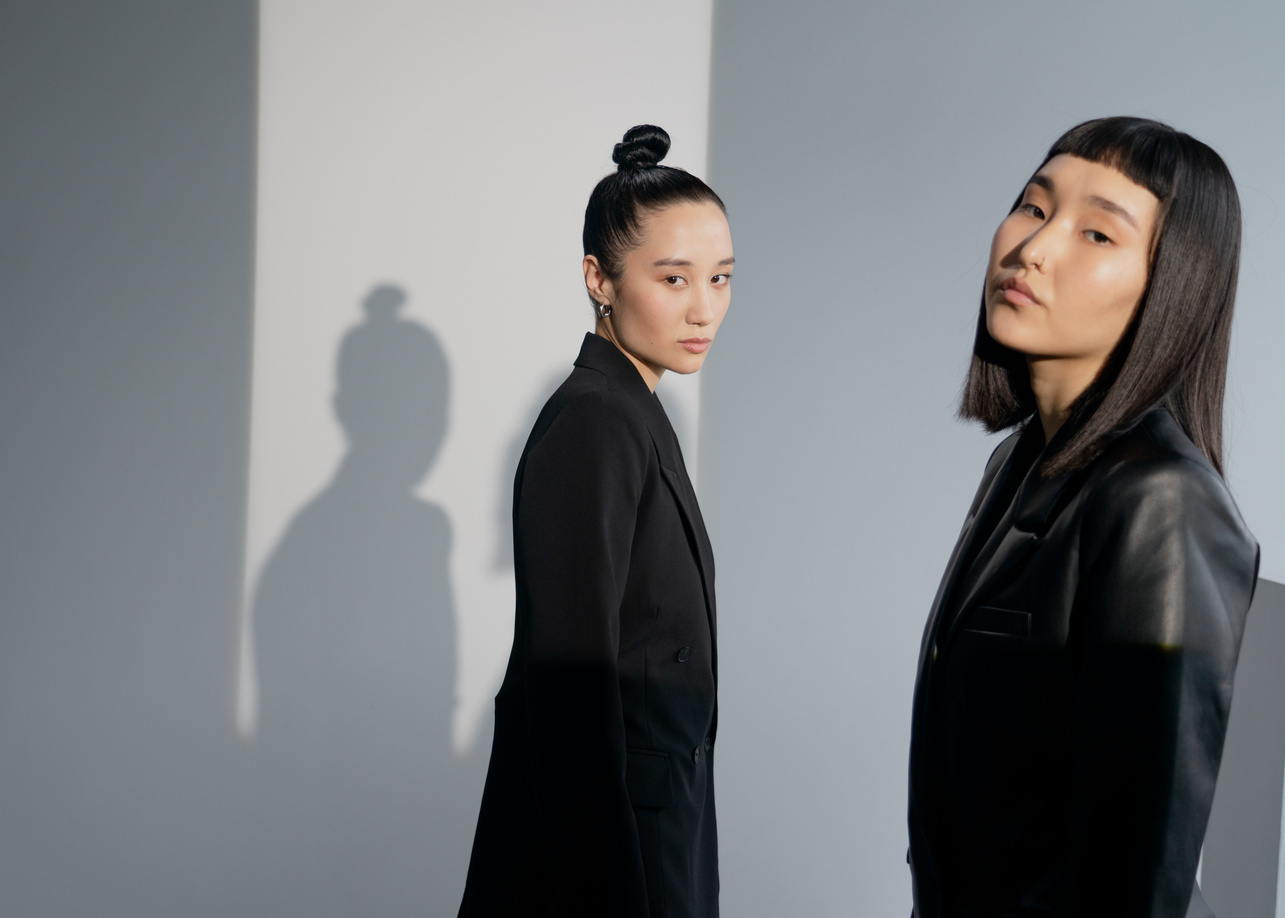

{"left": 999, "top": 276, "right": 1040, "bottom": 307}
{"left": 680, "top": 338, "right": 711, "bottom": 354}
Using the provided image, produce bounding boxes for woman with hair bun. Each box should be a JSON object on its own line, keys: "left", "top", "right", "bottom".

{"left": 458, "top": 125, "right": 733, "bottom": 918}
{"left": 908, "top": 117, "right": 1259, "bottom": 917}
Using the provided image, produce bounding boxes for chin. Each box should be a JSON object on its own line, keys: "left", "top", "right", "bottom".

{"left": 991, "top": 335, "right": 1039, "bottom": 359}
{"left": 986, "top": 312, "right": 1032, "bottom": 355}
{"left": 672, "top": 356, "right": 708, "bottom": 375}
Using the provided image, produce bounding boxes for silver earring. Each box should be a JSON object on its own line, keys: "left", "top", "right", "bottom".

{"left": 596, "top": 302, "right": 612, "bottom": 319}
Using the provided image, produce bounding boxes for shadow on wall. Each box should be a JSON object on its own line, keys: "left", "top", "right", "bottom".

{"left": 246, "top": 285, "right": 477, "bottom": 915}
{"left": 492, "top": 370, "right": 565, "bottom": 573}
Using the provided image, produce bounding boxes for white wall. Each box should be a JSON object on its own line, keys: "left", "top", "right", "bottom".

{"left": 241, "top": 0, "right": 715, "bottom": 756}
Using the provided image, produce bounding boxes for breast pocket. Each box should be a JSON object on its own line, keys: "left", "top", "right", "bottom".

{"left": 962, "top": 605, "right": 1032, "bottom": 637}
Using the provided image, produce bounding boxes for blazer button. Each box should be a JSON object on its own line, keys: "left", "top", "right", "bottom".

{"left": 676, "top": 646, "right": 692, "bottom": 663}
{"left": 692, "top": 746, "right": 702, "bottom": 764}
{"left": 704, "top": 736, "right": 712, "bottom": 752}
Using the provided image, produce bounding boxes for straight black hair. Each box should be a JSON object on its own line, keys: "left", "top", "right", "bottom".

{"left": 960, "top": 116, "right": 1242, "bottom": 477}
{"left": 582, "top": 125, "right": 726, "bottom": 308}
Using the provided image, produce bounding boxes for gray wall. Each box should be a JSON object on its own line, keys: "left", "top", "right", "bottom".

{"left": 0, "top": 2, "right": 257, "bottom": 914}
{"left": 1204, "top": 579, "right": 1285, "bottom": 916}
{"left": 4, "top": 2, "right": 1284, "bottom": 916}
{"left": 702, "top": 1, "right": 1285, "bottom": 913}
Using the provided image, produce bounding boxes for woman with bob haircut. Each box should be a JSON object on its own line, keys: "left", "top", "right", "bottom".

{"left": 458, "top": 125, "right": 732, "bottom": 918}
{"left": 907, "top": 116, "right": 1259, "bottom": 918}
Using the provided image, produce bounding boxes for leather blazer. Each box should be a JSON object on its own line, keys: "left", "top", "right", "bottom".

{"left": 908, "top": 407, "right": 1259, "bottom": 917}
{"left": 459, "top": 334, "right": 719, "bottom": 918}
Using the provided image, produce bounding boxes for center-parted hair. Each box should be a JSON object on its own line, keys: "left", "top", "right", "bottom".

{"left": 961, "top": 116, "right": 1242, "bottom": 477}
{"left": 582, "top": 125, "right": 726, "bottom": 306}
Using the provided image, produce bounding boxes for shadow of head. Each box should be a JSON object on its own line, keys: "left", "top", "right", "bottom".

{"left": 333, "top": 284, "right": 449, "bottom": 487}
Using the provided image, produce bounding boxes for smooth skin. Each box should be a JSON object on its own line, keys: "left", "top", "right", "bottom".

{"left": 986, "top": 154, "right": 1160, "bottom": 444}
{"left": 583, "top": 201, "right": 734, "bottom": 392}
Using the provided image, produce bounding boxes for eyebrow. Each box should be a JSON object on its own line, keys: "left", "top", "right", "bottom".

{"left": 1028, "top": 174, "right": 1140, "bottom": 230}
{"left": 1085, "top": 195, "right": 1139, "bottom": 229}
{"left": 651, "top": 256, "right": 736, "bottom": 267}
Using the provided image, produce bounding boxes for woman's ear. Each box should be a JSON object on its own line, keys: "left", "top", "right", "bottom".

{"left": 583, "top": 255, "right": 615, "bottom": 307}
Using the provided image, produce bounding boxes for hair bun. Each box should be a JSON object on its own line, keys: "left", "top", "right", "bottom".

{"left": 613, "top": 124, "right": 670, "bottom": 171}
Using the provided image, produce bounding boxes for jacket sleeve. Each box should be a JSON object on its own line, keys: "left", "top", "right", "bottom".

{"left": 1065, "top": 456, "right": 1258, "bottom": 917}
{"left": 514, "top": 389, "right": 651, "bottom": 917}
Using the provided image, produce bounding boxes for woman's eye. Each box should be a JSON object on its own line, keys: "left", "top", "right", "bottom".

{"left": 1085, "top": 229, "right": 1112, "bottom": 245}
{"left": 665, "top": 275, "right": 686, "bottom": 286}
{"left": 1018, "top": 202, "right": 1046, "bottom": 220}
{"left": 712, "top": 274, "right": 731, "bottom": 285}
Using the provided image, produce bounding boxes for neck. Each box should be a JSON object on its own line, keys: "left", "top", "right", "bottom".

{"left": 595, "top": 322, "right": 663, "bottom": 392}
{"left": 1027, "top": 355, "right": 1103, "bottom": 445}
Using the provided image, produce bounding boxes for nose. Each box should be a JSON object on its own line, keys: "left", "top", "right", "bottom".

{"left": 1017, "top": 220, "right": 1059, "bottom": 272}
{"left": 688, "top": 283, "right": 716, "bottom": 326}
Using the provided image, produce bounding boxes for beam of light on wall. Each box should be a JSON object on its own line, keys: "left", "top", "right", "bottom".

{"left": 236, "top": 0, "right": 715, "bottom": 751}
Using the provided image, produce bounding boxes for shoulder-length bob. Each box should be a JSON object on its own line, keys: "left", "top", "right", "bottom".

{"left": 960, "top": 116, "right": 1242, "bottom": 477}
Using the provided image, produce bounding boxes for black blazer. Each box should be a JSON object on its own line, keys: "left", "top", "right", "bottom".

{"left": 908, "top": 407, "right": 1259, "bottom": 918}
{"left": 459, "top": 334, "right": 719, "bottom": 918}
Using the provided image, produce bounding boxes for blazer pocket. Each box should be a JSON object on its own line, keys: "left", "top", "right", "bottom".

{"left": 963, "top": 605, "right": 1032, "bottom": 637}
{"left": 625, "top": 748, "right": 674, "bottom": 809}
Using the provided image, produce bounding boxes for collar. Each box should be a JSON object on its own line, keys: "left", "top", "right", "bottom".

{"left": 573, "top": 332, "right": 654, "bottom": 399}
{"left": 572, "top": 333, "right": 681, "bottom": 468}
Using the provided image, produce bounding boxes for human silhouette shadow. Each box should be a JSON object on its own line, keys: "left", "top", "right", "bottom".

{"left": 249, "top": 285, "right": 470, "bottom": 916}
{"left": 491, "top": 371, "right": 564, "bottom": 573}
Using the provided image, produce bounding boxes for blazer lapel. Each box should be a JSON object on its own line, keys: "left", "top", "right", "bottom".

{"left": 572, "top": 335, "right": 719, "bottom": 675}
{"left": 941, "top": 456, "right": 1081, "bottom": 650}
{"left": 917, "top": 513, "right": 982, "bottom": 671}
{"left": 654, "top": 426, "right": 718, "bottom": 670}
{"left": 944, "top": 522, "right": 1038, "bottom": 641}
{"left": 657, "top": 453, "right": 720, "bottom": 743}
{"left": 916, "top": 429, "right": 1028, "bottom": 670}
